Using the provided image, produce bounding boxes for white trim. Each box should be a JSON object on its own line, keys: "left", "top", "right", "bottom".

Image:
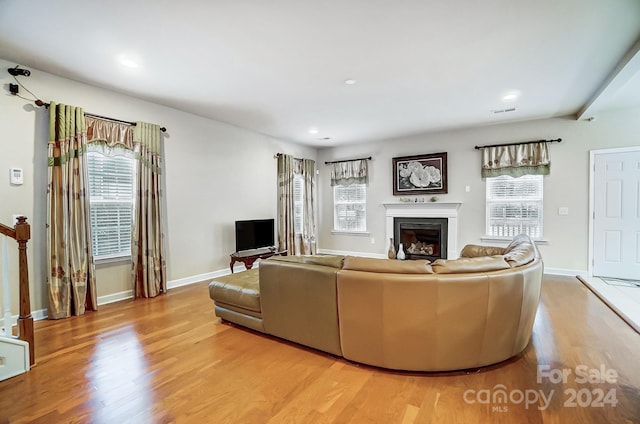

{"left": 588, "top": 146, "right": 640, "bottom": 277}
{"left": 98, "top": 290, "right": 134, "bottom": 305}
{"left": 32, "top": 309, "right": 47, "bottom": 321}
{"left": 2, "top": 308, "right": 48, "bottom": 329}
{"left": 2, "top": 267, "right": 238, "bottom": 325}
{"left": 545, "top": 267, "right": 587, "bottom": 276}
{"left": 589, "top": 146, "right": 640, "bottom": 155}
{"left": 317, "top": 248, "right": 386, "bottom": 259}
{"left": 167, "top": 268, "right": 235, "bottom": 290}
{"left": 95, "top": 255, "right": 132, "bottom": 266}
{"left": 588, "top": 150, "right": 596, "bottom": 276}
{"left": 330, "top": 231, "right": 370, "bottom": 237}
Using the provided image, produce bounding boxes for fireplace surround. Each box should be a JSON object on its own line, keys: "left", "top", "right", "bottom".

{"left": 384, "top": 202, "right": 462, "bottom": 260}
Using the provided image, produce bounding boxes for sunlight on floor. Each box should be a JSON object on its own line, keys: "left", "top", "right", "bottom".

{"left": 87, "top": 325, "right": 156, "bottom": 422}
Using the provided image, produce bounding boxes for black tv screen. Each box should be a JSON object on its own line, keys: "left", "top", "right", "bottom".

{"left": 235, "top": 219, "right": 275, "bottom": 252}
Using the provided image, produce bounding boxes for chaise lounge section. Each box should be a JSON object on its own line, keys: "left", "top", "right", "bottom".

{"left": 208, "top": 234, "right": 543, "bottom": 371}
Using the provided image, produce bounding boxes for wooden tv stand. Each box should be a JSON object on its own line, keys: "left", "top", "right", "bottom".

{"left": 229, "top": 248, "right": 287, "bottom": 273}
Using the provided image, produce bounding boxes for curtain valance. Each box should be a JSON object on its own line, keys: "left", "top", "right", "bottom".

{"left": 85, "top": 116, "right": 134, "bottom": 157}
{"left": 330, "top": 159, "right": 369, "bottom": 186}
{"left": 481, "top": 141, "right": 550, "bottom": 178}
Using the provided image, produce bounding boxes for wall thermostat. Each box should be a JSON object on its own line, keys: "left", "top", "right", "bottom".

{"left": 10, "top": 168, "right": 23, "bottom": 185}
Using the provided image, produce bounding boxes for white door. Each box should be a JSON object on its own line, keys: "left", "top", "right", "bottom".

{"left": 592, "top": 149, "right": 640, "bottom": 279}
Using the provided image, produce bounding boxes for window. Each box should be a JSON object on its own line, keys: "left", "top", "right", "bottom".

{"left": 486, "top": 174, "right": 543, "bottom": 239}
{"left": 87, "top": 152, "right": 136, "bottom": 260}
{"left": 333, "top": 183, "right": 367, "bottom": 232}
{"left": 293, "top": 174, "right": 304, "bottom": 234}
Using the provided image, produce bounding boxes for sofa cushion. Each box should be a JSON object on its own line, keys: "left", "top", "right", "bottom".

{"left": 301, "top": 255, "right": 345, "bottom": 268}
{"left": 503, "top": 234, "right": 536, "bottom": 267}
{"left": 267, "top": 255, "right": 344, "bottom": 269}
{"left": 459, "top": 244, "right": 507, "bottom": 258}
{"left": 208, "top": 268, "right": 261, "bottom": 313}
{"left": 342, "top": 256, "right": 434, "bottom": 274}
{"left": 431, "top": 255, "right": 511, "bottom": 274}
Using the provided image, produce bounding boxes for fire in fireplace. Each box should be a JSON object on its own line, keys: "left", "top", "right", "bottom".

{"left": 393, "top": 217, "right": 448, "bottom": 261}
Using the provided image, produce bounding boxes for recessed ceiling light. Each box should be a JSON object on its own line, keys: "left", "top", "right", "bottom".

{"left": 344, "top": 79, "right": 356, "bottom": 85}
{"left": 308, "top": 127, "right": 319, "bottom": 135}
{"left": 502, "top": 91, "right": 520, "bottom": 102}
{"left": 119, "top": 57, "right": 139, "bottom": 68}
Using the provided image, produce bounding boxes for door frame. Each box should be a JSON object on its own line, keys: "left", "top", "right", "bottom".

{"left": 588, "top": 146, "right": 640, "bottom": 276}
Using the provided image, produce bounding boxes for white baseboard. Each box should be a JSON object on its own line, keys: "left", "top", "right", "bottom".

{"left": 2, "top": 266, "right": 236, "bottom": 326}
{"left": 98, "top": 290, "right": 134, "bottom": 305}
{"left": 167, "top": 267, "right": 236, "bottom": 290}
{"left": 92, "top": 266, "right": 238, "bottom": 304}
{"left": 2, "top": 308, "right": 49, "bottom": 330}
{"left": 32, "top": 308, "right": 47, "bottom": 321}
{"left": 544, "top": 267, "right": 586, "bottom": 276}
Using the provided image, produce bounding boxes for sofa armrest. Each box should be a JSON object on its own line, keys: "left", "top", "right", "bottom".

{"left": 259, "top": 260, "right": 342, "bottom": 356}
{"left": 459, "top": 244, "right": 507, "bottom": 258}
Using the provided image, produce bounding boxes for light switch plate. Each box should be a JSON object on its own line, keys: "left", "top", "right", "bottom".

{"left": 558, "top": 207, "right": 569, "bottom": 216}
{"left": 10, "top": 168, "right": 23, "bottom": 185}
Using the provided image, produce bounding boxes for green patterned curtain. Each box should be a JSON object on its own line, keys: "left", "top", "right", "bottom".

{"left": 132, "top": 122, "right": 167, "bottom": 298}
{"left": 481, "top": 141, "right": 550, "bottom": 178}
{"left": 46, "top": 102, "right": 97, "bottom": 319}
{"left": 277, "top": 154, "right": 296, "bottom": 254}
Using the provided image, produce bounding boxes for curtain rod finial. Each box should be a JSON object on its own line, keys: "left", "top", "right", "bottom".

{"left": 34, "top": 99, "right": 45, "bottom": 107}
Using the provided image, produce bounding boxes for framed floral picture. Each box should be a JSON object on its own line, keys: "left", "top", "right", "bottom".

{"left": 392, "top": 152, "right": 448, "bottom": 195}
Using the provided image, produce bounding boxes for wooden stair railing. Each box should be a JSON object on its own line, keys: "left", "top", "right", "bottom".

{"left": 0, "top": 216, "right": 34, "bottom": 366}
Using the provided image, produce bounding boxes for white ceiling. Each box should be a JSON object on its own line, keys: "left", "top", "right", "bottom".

{"left": 1, "top": 0, "right": 639, "bottom": 147}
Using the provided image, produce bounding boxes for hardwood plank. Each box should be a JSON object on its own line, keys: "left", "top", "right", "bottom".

{"left": 0, "top": 275, "right": 639, "bottom": 423}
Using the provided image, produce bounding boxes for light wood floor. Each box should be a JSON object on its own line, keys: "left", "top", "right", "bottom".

{"left": 1, "top": 275, "right": 639, "bottom": 423}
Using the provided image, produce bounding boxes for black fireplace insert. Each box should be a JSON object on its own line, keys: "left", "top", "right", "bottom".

{"left": 393, "top": 217, "right": 448, "bottom": 261}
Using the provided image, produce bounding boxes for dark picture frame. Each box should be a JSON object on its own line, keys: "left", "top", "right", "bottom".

{"left": 392, "top": 152, "right": 448, "bottom": 195}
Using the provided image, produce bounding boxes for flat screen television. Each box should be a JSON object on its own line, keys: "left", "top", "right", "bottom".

{"left": 235, "top": 218, "right": 275, "bottom": 252}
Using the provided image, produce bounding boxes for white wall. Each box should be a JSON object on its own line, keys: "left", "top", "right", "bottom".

{"left": 317, "top": 109, "right": 640, "bottom": 274}
{"left": 0, "top": 58, "right": 315, "bottom": 314}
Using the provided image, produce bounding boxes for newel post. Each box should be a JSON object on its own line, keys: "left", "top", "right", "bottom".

{"left": 15, "top": 216, "right": 34, "bottom": 366}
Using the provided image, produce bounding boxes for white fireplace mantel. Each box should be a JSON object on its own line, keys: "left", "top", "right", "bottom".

{"left": 383, "top": 202, "right": 462, "bottom": 259}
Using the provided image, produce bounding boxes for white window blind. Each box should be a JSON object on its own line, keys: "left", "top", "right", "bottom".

{"left": 87, "top": 152, "right": 136, "bottom": 259}
{"left": 486, "top": 174, "right": 543, "bottom": 239}
{"left": 333, "top": 183, "right": 367, "bottom": 232}
{"left": 293, "top": 175, "right": 304, "bottom": 234}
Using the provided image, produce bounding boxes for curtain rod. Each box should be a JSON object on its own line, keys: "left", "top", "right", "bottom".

{"left": 35, "top": 100, "right": 167, "bottom": 132}
{"left": 474, "top": 138, "right": 561, "bottom": 150}
{"left": 324, "top": 156, "right": 372, "bottom": 165}
{"left": 274, "top": 153, "right": 304, "bottom": 161}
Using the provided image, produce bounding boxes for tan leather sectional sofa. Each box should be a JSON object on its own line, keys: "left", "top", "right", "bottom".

{"left": 208, "top": 234, "right": 543, "bottom": 371}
